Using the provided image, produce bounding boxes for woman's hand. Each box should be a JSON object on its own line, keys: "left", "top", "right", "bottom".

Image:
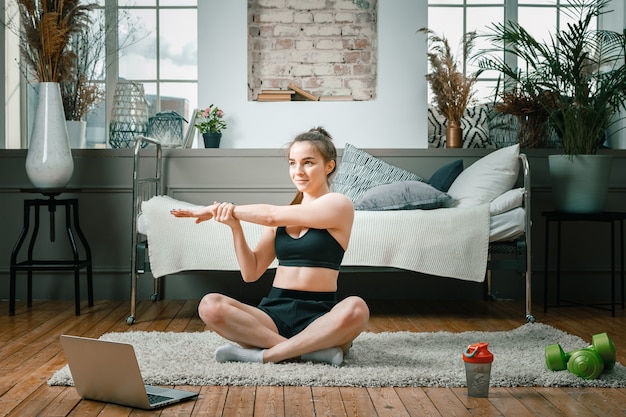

{"left": 212, "top": 202, "right": 238, "bottom": 227}
{"left": 170, "top": 202, "right": 238, "bottom": 226}
{"left": 170, "top": 203, "right": 217, "bottom": 223}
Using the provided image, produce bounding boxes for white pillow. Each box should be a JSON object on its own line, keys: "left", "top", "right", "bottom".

{"left": 489, "top": 187, "right": 524, "bottom": 215}
{"left": 447, "top": 144, "right": 520, "bottom": 208}
{"left": 489, "top": 207, "right": 525, "bottom": 242}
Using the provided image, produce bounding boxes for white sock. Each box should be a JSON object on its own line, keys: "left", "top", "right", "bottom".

{"left": 301, "top": 347, "right": 344, "bottom": 367}
{"left": 214, "top": 344, "right": 264, "bottom": 363}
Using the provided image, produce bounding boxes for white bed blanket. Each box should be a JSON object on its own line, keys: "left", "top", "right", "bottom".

{"left": 141, "top": 196, "right": 490, "bottom": 282}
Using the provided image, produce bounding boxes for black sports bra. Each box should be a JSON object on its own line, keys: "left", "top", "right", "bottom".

{"left": 274, "top": 226, "right": 345, "bottom": 270}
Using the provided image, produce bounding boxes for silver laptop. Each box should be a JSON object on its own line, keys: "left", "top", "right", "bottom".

{"left": 59, "top": 335, "right": 198, "bottom": 409}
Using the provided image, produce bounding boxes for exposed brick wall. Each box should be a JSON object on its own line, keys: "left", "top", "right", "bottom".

{"left": 248, "top": 0, "right": 377, "bottom": 101}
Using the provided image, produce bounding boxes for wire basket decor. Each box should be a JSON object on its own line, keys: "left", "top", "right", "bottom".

{"left": 146, "top": 110, "right": 187, "bottom": 147}
{"left": 109, "top": 81, "right": 149, "bottom": 148}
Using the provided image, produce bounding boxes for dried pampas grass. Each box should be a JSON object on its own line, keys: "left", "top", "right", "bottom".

{"left": 16, "top": 0, "right": 95, "bottom": 82}
{"left": 495, "top": 89, "right": 550, "bottom": 148}
{"left": 419, "top": 28, "right": 480, "bottom": 123}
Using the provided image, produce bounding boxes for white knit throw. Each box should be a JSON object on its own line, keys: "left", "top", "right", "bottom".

{"left": 140, "top": 196, "right": 489, "bottom": 282}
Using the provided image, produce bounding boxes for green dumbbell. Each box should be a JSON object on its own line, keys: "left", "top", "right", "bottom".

{"left": 545, "top": 332, "right": 616, "bottom": 379}
{"left": 566, "top": 348, "right": 605, "bottom": 379}
{"left": 592, "top": 332, "right": 616, "bottom": 371}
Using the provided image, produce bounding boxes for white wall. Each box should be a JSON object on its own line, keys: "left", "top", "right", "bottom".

{"left": 198, "top": 0, "right": 427, "bottom": 149}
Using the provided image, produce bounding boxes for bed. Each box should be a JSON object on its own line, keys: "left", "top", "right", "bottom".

{"left": 128, "top": 137, "right": 533, "bottom": 325}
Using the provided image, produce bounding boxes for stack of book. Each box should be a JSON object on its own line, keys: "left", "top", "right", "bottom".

{"left": 257, "top": 84, "right": 341, "bottom": 102}
{"left": 319, "top": 95, "right": 353, "bottom": 101}
{"left": 257, "top": 89, "right": 295, "bottom": 101}
{"left": 288, "top": 83, "right": 319, "bottom": 101}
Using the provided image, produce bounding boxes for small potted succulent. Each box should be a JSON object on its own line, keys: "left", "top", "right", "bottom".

{"left": 195, "top": 105, "right": 227, "bottom": 148}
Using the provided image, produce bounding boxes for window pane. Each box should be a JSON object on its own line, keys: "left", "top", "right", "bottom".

{"left": 142, "top": 82, "right": 158, "bottom": 116}
{"left": 560, "top": 6, "right": 596, "bottom": 31}
{"left": 467, "top": 0, "right": 503, "bottom": 4}
{"left": 478, "top": 68, "right": 502, "bottom": 82}
{"left": 86, "top": 9, "right": 107, "bottom": 82}
{"left": 426, "top": 7, "right": 464, "bottom": 103}
{"left": 427, "top": 7, "right": 463, "bottom": 48}
{"left": 159, "top": 9, "right": 197, "bottom": 80}
{"left": 474, "top": 80, "right": 499, "bottom": 102}
{"left": 429, "top": 1, "right": 463, "bottom": 5}
{"left": 519, "top": 1, "right": 556, "bottom": 4}
{"left": 467, "top": 6, "right": 504, "bottom": 74}
{"left": 160, "top": 0, "right": 197, "bottom": 6}
{"left": 159, "top": 82, "right": 197, "bottom": 122}
{"left": 119, "top": 0, "right": 155, "bottom": 6}
{"left": 518, "top": 7, "right": 557, "bottom": 43}
{"left": 467, "top": 6, "right": 504, "bottom": 33}
{"left": 119, "top": 9, "right": 157, "bottom": 80}
{"left": 86, "top": 100, "right": 107, "bottom": 148}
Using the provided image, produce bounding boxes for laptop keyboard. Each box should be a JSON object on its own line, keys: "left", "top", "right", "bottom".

{"left": 147, "top": 393, "right": 173, "bottom": 405}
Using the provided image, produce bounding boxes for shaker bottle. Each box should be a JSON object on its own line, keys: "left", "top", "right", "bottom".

{"left": 462, "top": 342, "right": 494, "bottom": 397}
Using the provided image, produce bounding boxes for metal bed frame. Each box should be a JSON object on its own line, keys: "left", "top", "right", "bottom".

{"left": 128, "top": 135, "right": 163, "bottom": 324}
{"left": 127, "top": 142, "right": 534, "bottom": 324}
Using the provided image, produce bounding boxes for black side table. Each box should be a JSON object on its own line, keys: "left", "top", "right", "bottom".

{"left": 543, "top": 211, "right": 625, "bottom": 317}
{"left": 9, "top": 188, "right": 93, "bottom": 316}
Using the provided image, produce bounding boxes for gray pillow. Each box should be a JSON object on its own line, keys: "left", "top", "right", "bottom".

{"left": 332, "top": 143, "right": 424, "bottom": 202}
{"left": 354, "top": 181, "right": 452, "bottom": 211}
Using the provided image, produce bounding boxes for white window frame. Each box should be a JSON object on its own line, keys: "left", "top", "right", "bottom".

{"left": 1, "top": 0, "right": 198, "bottom": 149}
{"left": 426, "top": 0, "right": 623, "bottom": 101}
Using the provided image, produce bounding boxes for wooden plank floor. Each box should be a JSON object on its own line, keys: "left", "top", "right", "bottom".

{"left": 1, "top": 298, "right": 625, "bottom": 417}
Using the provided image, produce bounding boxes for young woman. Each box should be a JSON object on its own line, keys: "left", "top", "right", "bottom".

{"left": 171, "top": 128, "right": 369, "bottom": 366}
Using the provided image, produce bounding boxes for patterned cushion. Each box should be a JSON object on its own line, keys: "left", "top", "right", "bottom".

{"left": 487, "top": 109, "right": 520, "bottom": 149}
{"left": 428, "top": 105, "right": 495, "bottom": 149}
{"left": 427, "top": 106, "right": 447, "bottom": 148}
{"left": 332, "top": 143, "right": 424, "bottom": 202}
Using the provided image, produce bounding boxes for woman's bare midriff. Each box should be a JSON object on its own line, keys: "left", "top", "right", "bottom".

{"left": 272, "top": 266, "right": 338, "bottom": 292}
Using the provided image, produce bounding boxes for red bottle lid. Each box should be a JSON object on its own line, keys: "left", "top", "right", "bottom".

{"left": 463, "top": 342, "right": 494, "bottom": 363}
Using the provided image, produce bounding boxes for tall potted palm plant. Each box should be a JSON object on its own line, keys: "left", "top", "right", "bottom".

{"left": 479, "top": 0, "right": 626, "bottom": 212}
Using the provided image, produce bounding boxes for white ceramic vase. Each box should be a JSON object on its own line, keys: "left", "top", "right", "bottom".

{"left": 25, "top": 82, "right": 74, "bottom": 188}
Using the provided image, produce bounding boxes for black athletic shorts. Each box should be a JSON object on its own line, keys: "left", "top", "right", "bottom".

{"left": 257, "top": 287, "right": 337, "bottom": 338}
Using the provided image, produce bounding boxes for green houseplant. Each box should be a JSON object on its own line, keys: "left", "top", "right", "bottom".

{"left": 418, "top": 28, "right": 480, "bottom": 148}
{"left": 479, "top": 0, "right": 626, "bottom": 212}
{"left": 480, "top": 0, "right": 626, "bottom": 155}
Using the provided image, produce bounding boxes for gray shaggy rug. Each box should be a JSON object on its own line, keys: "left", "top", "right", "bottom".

{"left": 49, "top": 323, "right": 626, "bottom": 388}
